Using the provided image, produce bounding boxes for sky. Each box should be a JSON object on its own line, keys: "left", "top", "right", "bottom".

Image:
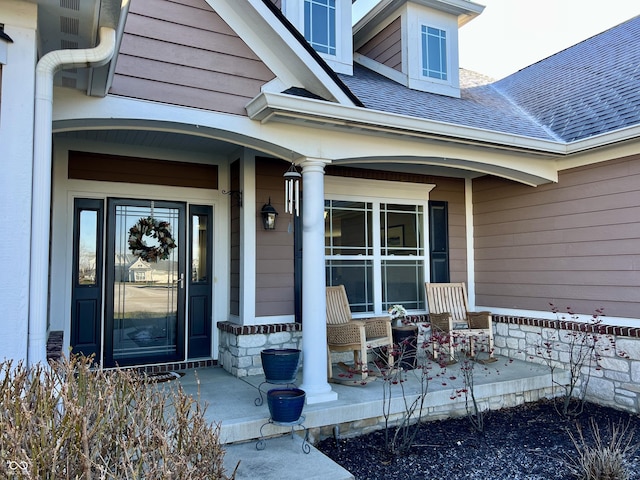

{"left": 355, "top": 0, "right": 639, "bottom": 80}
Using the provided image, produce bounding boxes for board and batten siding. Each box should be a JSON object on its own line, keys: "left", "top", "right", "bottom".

{"left": 430, "top": 177, "right": 467, "bottom": 283}
{"left": 255, "top": 158, "right": 295, "bottom": 317}
{"left": 473, "top": 154, "right": 640, "bottom": 318}
{"left": 111, "top": 0, "right": 275, "bottom": 115}
{"left": 357, "top": 17, "right": 402, "bottom": 72}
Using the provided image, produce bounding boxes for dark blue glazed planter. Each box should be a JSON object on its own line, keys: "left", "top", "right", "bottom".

{"left": 261, "top": 348, "right": 301, "bottom": 384}
{"left": 267, "top": 388, "right": 306, "bottom": 423}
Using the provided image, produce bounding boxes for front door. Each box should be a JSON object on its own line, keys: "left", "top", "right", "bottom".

{"left": 104, "top": 199, "right": 186, "bottom": 367}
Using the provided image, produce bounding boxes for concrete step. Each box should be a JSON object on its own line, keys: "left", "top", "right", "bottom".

{"left": 223, "top": 434, "right": 354, "bottom": 480}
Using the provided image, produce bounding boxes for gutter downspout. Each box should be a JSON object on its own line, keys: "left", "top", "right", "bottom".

{"left": 28, "top": 27, "right": 116, "bottom": 367}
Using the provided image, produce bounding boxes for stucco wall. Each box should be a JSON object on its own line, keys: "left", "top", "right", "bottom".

{"left": 0, "top": 3, "right": 37, "bottom": 362}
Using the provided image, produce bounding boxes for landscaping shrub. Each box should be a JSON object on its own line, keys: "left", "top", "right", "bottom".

{"left": 0, "top": 356, "right": 235, "bottom": 479}
{"left": 566, "top": 417, "right": 637, "bottom": 480}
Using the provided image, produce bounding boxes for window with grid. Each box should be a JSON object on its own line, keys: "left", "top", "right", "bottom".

{"left": 421, "top": 25, "right": 447, "bottom": 80}
{"left": 325, "top": 199, "right": 426, "bottom": 314}
{"left": 304, "top": 0, "right": 337, "bottom": 55}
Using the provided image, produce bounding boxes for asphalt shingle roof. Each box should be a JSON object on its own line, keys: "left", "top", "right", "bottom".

{"left": 493, "top": 15, "right": 640, "bottom": 142}
{"left": 336, "top": 15, "right": 640, "bottom": 144}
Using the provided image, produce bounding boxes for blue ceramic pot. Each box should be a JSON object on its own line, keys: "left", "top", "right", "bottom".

{"left": 261, "top": 348, "right": 301, "bottom": 384}
{"left": 267, "top": 388, "right": 305, "bottom": 423}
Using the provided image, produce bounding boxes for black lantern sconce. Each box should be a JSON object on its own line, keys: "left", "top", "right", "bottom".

{"left": 261, "top": 198, "right": 278, "bottom": 230}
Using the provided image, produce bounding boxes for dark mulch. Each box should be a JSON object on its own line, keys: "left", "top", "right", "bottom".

{"left": 316, "top": 400, "right": 640, "bottom": 480}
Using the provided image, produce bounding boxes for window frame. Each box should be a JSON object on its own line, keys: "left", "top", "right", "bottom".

{"left": 282, "top": 0, "right": 353, "bottom": 74}
{"left": 421, "top": 24, "right": 448, "bottom": 81}
{"left": 304, "top": 0, "right": 337, "bottom": 56}
{"left": 324, "top": 177, "right": 435, "bottom": 316}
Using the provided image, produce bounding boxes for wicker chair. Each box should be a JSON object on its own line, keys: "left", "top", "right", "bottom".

{"left": 425, "top": 282, "right": 494, "bottom": 361}
{"left": 326, "top": 285, "right": 394, "bottom": 380}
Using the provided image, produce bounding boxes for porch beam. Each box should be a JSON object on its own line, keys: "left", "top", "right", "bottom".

{"left": 298, "top": 157, "right": 338, "bottom": 404}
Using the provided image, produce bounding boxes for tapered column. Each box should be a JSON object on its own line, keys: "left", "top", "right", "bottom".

{"left": 298, "top": 158, "right": 337, "bottom": 404}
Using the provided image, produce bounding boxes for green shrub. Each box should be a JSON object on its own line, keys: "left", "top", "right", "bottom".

{"left": 0, "top": 356, "right": 235, "bottom": 479}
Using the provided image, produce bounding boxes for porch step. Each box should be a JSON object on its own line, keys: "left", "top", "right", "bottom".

{"left": 223, "top": 435, "right": 354, "bottom": 480}
{"left": 212, "top": 358, "right": 564, "bottom": 446}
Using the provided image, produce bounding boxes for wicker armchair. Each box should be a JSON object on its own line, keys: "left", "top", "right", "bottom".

{"left": 326, "top": 285, "right": 394, "bottom": 381}
{"left": 425, "top": 282, "right": 494, "bottom": 361}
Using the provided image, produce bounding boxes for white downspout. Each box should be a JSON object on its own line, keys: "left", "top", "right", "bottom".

{"left": 28, "top": 27, "right": 116, "bottom": 366}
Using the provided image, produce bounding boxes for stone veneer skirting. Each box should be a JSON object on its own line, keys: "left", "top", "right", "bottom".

{"left": 217, "top": 321, "right": 303, "bottom": 377}
{"left": 492, "top": 315, "right": 640, "bottom": 413}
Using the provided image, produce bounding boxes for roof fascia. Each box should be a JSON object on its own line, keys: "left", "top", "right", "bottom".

{"left": 354, "top": 0, "right": 483, "bottom": 35}
{"left": 565, "top": 125, "right": 640, "bottom": 155}
{"left": 208, "top": 0, "right": 359, "bottom": 106}
{"left": 246, "top": 91, "right": 567, "bottom": 155}
{"left": 89, "top": 0, "right": 129, "bottom": 96}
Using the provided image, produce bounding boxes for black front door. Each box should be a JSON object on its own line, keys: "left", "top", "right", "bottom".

{"left": 104, "top": 199, "right": 186, "bottom": 367}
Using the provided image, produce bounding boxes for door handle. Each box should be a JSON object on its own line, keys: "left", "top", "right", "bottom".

{"left": 175, "top": 273, "right": 184, "bottom": 289}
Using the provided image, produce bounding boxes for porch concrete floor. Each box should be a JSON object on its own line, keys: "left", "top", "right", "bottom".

{"left": 177, "top": 357, "right": 561, "bottom": 480}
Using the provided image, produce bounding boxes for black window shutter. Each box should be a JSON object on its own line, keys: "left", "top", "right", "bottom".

{"left": 428, "top": 200, "right": 450, "bottom": 282}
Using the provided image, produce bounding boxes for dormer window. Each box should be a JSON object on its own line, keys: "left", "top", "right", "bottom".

{"left": 421, "top": 25, "right": 447, "bottom": 81}
{"left": 304, "top": 0, "right": 336, "bottom": 56}
{"left": 282, "top": 0, "right": 353, "bottom": 75}
{"left": 354, "top": 0, "right": 485, "bottom": 98}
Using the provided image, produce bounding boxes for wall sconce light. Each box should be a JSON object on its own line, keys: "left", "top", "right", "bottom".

{"left": 261, "top": 198, "right": 278, "bottom": 230}
{"left": 222, "top": 190, "right": 243, "bottom": 206}
{"left": 284, "top": 163, "right": 301, "bottom": 216}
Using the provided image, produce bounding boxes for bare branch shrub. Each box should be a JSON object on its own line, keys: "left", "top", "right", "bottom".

{"left": 0, "top": 355, "right": 236, "bottom": 479}
{"left": 566, "top": 417, "right": 637, "bottom": 480}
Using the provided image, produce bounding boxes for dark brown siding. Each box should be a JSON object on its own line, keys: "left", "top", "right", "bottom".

{"left": 473, "top": 155, "right": 640, "bottom": 318}
{"left": 255, "top": 158, "right": 295, "bottom": 317}
{"left": 68, "top": 151, "right": 218, "bottom": 189}
{"left": 357, "top": 17, "right": 402, "bottom": 72}
{"left": 111, "top": 0, "right": 275, "bottom": 115}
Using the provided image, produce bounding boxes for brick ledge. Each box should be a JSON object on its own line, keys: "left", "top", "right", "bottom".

{"left": 217, "top": 320, "right": 302, "bottom": 335}
{"left": 493, "top": 315, "right": 640, "bottom": 338}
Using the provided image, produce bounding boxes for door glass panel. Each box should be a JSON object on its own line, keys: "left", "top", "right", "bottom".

{"left": 191, "top": 214, "right": 208, "bottom": 283}
{"left": 78, "top": 210, "right": 98, "bottom": 286}
{"left": 112, "top": 204, "right": 180, "bottom": 362}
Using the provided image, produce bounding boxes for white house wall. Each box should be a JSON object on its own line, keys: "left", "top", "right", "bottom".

{"left": 49, "top": 138, "right": 231, "bottom": 363}
{"left": 0, "top": 2, "right": 37, "bottom": 362}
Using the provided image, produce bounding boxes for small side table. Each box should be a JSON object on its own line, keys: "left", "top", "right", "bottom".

{"left": 392, "top": 325, "right": 419, "bottom": 370}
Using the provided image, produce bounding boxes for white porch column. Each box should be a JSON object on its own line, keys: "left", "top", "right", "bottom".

{"left": 298, "top": 158, "right": 337, "bottom": 404}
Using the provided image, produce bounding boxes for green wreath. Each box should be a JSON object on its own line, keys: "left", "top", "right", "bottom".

{"left": 128, "top": 216, "right": 177, "bottom": 262}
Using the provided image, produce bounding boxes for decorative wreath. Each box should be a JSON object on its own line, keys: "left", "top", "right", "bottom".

{"left": 128, "top": 216, "right": 177, "bottom": 262}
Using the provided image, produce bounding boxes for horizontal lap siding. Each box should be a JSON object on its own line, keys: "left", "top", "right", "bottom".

{"left": 358, "top": 17, "right": 402, "bottom": 72}
{"left": 111, "top": 0, "right": 275, "bottom": 115}
{"left": 430, "top": 177, "right": 467, "bottom": 283}
{"left": 473, "top": 155, "right": 640, "bottom": 318}
{"left": 255, "top": 158, "right": 295, "bottom": 317}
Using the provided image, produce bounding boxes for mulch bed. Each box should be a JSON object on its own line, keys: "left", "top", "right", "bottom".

{"left": 316, "top": 399, "right": 640, "bottom": 480}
